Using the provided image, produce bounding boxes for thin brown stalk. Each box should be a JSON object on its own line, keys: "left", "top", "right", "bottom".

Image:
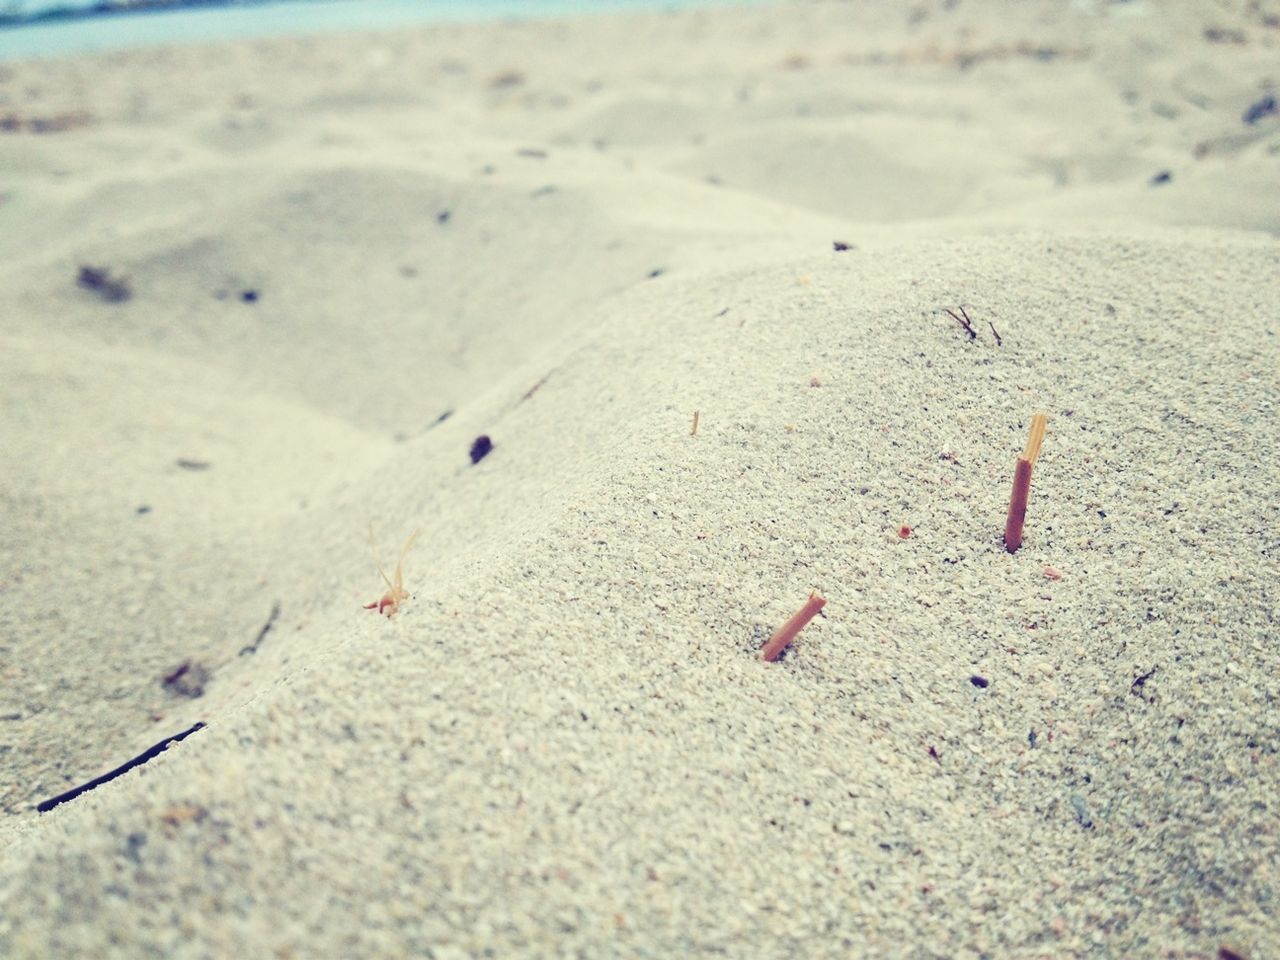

{"left": 1004, "top": 413, "right": 1047, "bottom": 553}
{"left": 691, "top": 410, "right": 700, "bottom": 436}
{"left": 944, "top": 306, "right": 977, "bottom": 340}
{"left": 1004, "top": 457, "right": 1033, "bottom": 553}
{"left": 761, "top": 592, "right": 827, "bottom": 662}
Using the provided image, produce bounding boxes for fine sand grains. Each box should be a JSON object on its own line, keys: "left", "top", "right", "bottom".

{"left": 1, "top": 2, "right": 1278, "bottom": 958}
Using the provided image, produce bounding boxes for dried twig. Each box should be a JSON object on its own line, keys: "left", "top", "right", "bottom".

{"left": 1130, "top": 665, "right": 1158, "bottom": 701}
{"left": 761, "top": 592, "right": 827, "bottom": 662}
{"left": 240, "top": 602, "right": 281, "bottom": 655}
{"left": 691, "top": 410, "right": 700, "bottom": 436}
{"left": 944, "top": 306, "right": 977, "bottom": 340}
{"left": 1004, "top": 413, "right": 1047, "bottom": 553}
{"left": 36, "top": 722, "right": 206, "bottom": 813}
{"left": 987, "top": 320, "right": 1003, "bottom": 346}
{"left": 519, "top": 373, "right": 551, "bottom": 405}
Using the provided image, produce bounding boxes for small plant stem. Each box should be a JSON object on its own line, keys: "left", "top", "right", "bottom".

{"left": 1004, "top": 457, "right": 1033, "bottom": 553}
{"left": 1004, "top": 413, "right": 1047, "bottom": 553}
{"left": 944, "top": 306, "right": 977, "bottom": 340}
{"left": 761, "top": 592, "right": 827, "bottom": 662}
{"left": 691, "top": 410, "right": 700, "bottom": 436}
{"left": 1023, "top": 412, "right": 1047, "bottom": 465}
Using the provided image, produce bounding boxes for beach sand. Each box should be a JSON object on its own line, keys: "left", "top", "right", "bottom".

{"left": 1, "top": 1, "right": 1278, "bottom": 956}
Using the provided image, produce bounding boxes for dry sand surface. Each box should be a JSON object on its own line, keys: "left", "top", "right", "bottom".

{"left": 1, "top": 1, "right": 1279, "bottom": 956}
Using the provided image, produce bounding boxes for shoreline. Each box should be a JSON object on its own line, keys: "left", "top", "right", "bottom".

{"left": 0, "top": 0, "right": 766, "bottom": 61}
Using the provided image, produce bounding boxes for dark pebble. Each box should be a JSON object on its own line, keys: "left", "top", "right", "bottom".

{"left": 1243, "top": 94, "right": 1276, "bottom": 126}
{"left": 469, "top": 435, "right": 493, "bottom": 464}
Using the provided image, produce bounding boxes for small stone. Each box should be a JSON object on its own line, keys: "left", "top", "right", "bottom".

{"left": 469, "top": 435, "right": 493, "bottom": 464}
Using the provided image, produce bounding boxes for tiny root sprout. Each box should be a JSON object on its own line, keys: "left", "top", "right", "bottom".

{"left": 364, "top": 525, "right": 419, "bottom": 617}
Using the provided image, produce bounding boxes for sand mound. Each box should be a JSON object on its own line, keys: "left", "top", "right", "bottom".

{"left": 1, "top": 2, "right": 1277, "bottom": 957}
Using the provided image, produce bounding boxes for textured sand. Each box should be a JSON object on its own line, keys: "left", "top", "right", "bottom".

{"left": 1, "top": 2, "right": 1278, "bottom": 957}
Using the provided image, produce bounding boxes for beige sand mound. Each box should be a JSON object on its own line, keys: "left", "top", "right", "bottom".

{"left": 1, "top": 2, "right": 1277, "bottom": 957}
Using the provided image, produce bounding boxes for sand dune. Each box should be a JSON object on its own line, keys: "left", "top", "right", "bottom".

{"left": 1, "top": 1, "right": 1278, "bottom": 956}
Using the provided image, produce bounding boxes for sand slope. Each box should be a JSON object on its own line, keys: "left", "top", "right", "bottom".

{"left": 1, "top": 2, "right": 1278, "bottom": 957}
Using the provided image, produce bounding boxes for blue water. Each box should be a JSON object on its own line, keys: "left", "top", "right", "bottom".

{"left": 0, "top": 0, "right": 762, "bottom": 60}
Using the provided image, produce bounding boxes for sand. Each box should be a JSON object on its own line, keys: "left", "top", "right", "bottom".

{"left": 1, "top": 1, "right": 1278, "bottom": 956}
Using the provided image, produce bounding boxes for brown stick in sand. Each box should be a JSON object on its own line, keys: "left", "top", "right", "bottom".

{"left": 1004, "top": 413, "right": 1047, "bottom": 553}
{"left": 761, "top": 592, "right": 827, "bottom": 662}
{"left": 691, "top": 410, "right": 700, "bottom": 436}
{"left": 944, "top": 306, "right": 978, "bottom": 340}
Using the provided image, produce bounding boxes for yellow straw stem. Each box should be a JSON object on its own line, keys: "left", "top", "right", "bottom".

{"left": 761, "top": 592, "right": 827, "bottom": 662}
{"left": 1023, "top": 412, "right": 1047, "bottom": 464}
